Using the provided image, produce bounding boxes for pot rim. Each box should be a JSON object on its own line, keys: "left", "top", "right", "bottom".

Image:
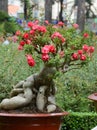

{"left": 0, "top": 111, "right": 69, "bottom": 117}
{"left": 88, "top": 93, "right": 97, "bottom": 101}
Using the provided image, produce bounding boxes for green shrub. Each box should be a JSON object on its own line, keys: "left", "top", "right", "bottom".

{"left": 4, "top": 21, "right": 21, "bottom": 34}
{"left": 0, "top": 11, "right": 9, "bottom": 22}
{"left": 0, "top": 11, "right": 23, "bottom": 35}
{"left": 62, "top": 112, "right": 97, "bottom": 130}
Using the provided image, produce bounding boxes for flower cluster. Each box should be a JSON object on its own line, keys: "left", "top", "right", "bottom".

{"left": 16, "top": 20, "right": 95, "bottom": 71}
{"left": 72, "top": 44, "right": 94, "bottom": 61}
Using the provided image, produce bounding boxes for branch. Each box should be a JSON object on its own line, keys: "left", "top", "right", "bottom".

{"left": 62, "top": 66, "right": 81, "bottom": 73}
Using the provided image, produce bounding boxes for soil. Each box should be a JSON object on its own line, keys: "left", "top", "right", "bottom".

{"left": 0, "top": 100, "right": 63, "bottom": 114}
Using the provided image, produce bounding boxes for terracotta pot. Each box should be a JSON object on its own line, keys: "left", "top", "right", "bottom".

{"left": 0, "top": 111, "right": 69, "bottom": 130}
{"left": 88, "top": 93, "right": 97, "bottom": 111}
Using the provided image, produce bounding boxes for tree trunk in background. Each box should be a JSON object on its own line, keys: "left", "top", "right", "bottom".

{"left": 77, "top": 0, "right": 85, "bottom": 32}
{"left": 0, "top": 0, "right": 8, "bottom": 13}
{"left": 59, "top": 0, "right": 64, "bottom": 22}
{"left": 45, "top": 0, "right": 53, "bottom": 23}
{"left": 24, "top": 0, "right": 28, "bottom": 20}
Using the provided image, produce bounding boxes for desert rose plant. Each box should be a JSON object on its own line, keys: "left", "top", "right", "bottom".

{"left": 0, "top": 21, "right": 95, "bottom": 113}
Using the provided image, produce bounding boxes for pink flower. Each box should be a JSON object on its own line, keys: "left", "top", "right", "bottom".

{"left": 34, "top": 20, "right": 39, "bottom": 24}
{"left": 59, "top": 51, "right": 65, "bottom": 58}
{"left": 72, "top": 53, "right": 78, "bottom": 60}
{"left": 32, "top": 24, "right": 39, "bottom": 31}
{"left": 52, "top": 25, "right": 58, "bottom": 29}
{"left": 88, "top": 46, "right": 95, "bottom": 53}
{"left": 26, "top": 39, "right": 31, "bottom": 44}
{"left": 80, "top": 54, "right": 86, "bottom": 61}
{"left": 42, "top": 45, "right": 50, "bottom": 54}
{"left": 12, "top": 35, "right": 18, "bottom": 43}
{"left": 26, "top": 55, "right": 35, "bottom": 67}
{"left": 51, "top": 32, "right": 65, "bottom": 43}
{"left": 42, "top": 54, "right": 49, "bottom": 61}
{"left": 20, "top": 41, "right": 25, "bottom": 46}
{"left": 18, "top": 45, "right": 23, "bottom": 50}
{"left": 61, "top": 37, "right": 66, "bottom": 43}
{"left": 49, "top": 45, "right": 56, "bottom": 53}
{"left": 78, "top": 50, "right": 83, "bottom": 55}
{"left": 73, "top": 23, "right": 79, "bottom": 29}
{"left": 58, "top": 21, "right": 64, "bottom": 26}
{"left": 38, "top": 26, "right": 47, "bottom": 33}
{"left": 45, "top": 20, "right": 49, "bottom": 25}
{"left": 28, "top": 22, "right": 34, "bottom": 28}
{"left": 51, "top": 32, "right": 62, "bottom": 39}
{"left": 83, "top": 33, "right": 89, "bottom": 38}
{"left": 30, "top": 30, "right": 35, "bottom": 35}
{"left": 23, "top": 33, "right": 29, "bottom": 39}
{"left": 15, "top": 30, "right": 21, "bottom": 36}
{"left": 82, "top": 44, "right": 89, "bottom": 52}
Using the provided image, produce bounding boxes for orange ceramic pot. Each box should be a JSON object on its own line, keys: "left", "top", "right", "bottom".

{"left": 0, "top": 112, "right": 69, "bottom": 130}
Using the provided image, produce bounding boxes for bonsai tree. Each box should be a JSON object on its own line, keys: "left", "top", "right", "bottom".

{"left": 0, "top": 21, "right": 95, "bottom": 113}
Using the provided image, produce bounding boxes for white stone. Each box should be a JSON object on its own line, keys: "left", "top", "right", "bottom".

{"left": 91, "top": 126, "right": 97, "bottom": 130}
{"left": 47, "top": 104, "right": 56, "bottom": 113}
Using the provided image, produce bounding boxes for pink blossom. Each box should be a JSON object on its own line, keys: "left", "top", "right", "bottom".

{"left": 73, "top": 23, "right": 79, "bottom": 29}
{"left": 26, "top": 55, "right": 35, "bottom": 67}
{"left": 18, "top": 45, "right": 23, "bottom": 50}
{"left": 72, "top": 53, "right": 78, "bottom": 60}
{"left": 49, "top": 45, "right": 56, "bottom": 53}
{"left": 45, "top": 20, "right": 49, "bottom": 25}
{"left": 20, "top": 41, "right": 25, "bottom": 46}
{"left": 34, "top": 20, "right": 39, "bottom": 24}
{"left": 32, "top": 24, "right": 39, "bottom": 31}
{"left": 27, "top": 22, "right": 34, "bottom": 28}
{"left": 42, "top": 45, "right": 50, "bottom": 54}
{"left": 82, "top": 44, "right": 89, "bottom": 52}
{"left": 83, "top": 33, "right": 89, "bottom": 38}
{"left": 52, "top": 25, "right": 58, "bottom": 29}
{"left": 12, "top": 35, "right": 18, "bottom": 43}
{"left": 88, "top": 46, "right": 95, "bottom": 53}
{"left": 42, "top": 54, "right": 49, "bottom": 61}
{"left": 26, "top": 39, "right": 31, "bottom": 44}
{"left": 59, "top": 51, "right": 65, "bottom": 58}
{"left": 51, "top": 32, "right": 65, "bottom": 43}
{"left": 51, "top": 32, "right": 62, "bottom": 39}
{"left": 15, "top": 30, "right": 21, "bottom": 36}
{"left": 30, "top": 30, "right": 35, "bottom": 35}
{"left": 23, "top": 33, "right": 29, "bottom": 39}
{"left": 58, "top": 21, "right": 64, "bottom": 26}
{"left": 61, "top": 37, "right": 66, "bottom": 43}
{"left": 80, "top": 54, "right": 86, "bottom": 61}
{"left": 38, "top": 26, "right": 47, "bottom": 33}
{"left": 78, "top": 50, "right": 83, "bottom": 55}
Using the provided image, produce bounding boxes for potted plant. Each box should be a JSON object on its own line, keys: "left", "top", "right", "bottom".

{"left": 0, "top": 21, "right": 95, "bottom": 130}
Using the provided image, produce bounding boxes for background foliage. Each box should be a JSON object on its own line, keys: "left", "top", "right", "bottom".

{"left": 0, "top": 11, "right": 22, "bottom": 35}
{"left": 62, "top": 112, "right": 97, "bottom": 130}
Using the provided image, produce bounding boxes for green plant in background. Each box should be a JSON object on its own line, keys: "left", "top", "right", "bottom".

{"left": 0, "top": 11, "right": 23, "bottom": 36}
{"left": 62, "top": 112, "right": 97, "bottom": 130}
{"left": 0, "top": 11, "right": 9, "bottom": 22}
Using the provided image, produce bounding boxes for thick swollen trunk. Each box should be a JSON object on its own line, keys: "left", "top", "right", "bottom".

{"left": 0, "top": 66, "right": 57, "bottom": 113}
